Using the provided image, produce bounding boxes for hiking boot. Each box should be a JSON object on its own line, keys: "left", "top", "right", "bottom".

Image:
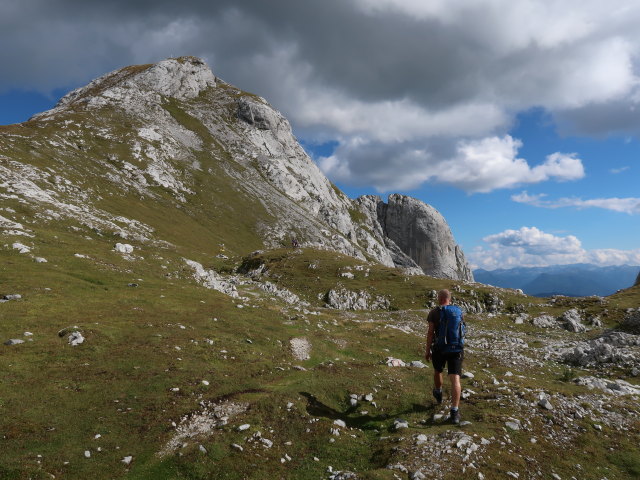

{"left": 450, "top": 409, "right": 460, "bottom": 425}
{"left": 432, "top": 388, "right": 442, "bottom": 404}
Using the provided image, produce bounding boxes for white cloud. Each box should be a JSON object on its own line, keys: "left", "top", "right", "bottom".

{"left": 611, "top": 166, "right": 630, "bottom": 174}
{"left": 470, "top": 226, "right": 640, "bottom": 269}
{"left": 513, "top": 191, "right": 640, "bottom": 214}
{"left": 318, "top": 135, "right": 584, "bottom": 193}
{"left": 434, "top": 137, "right": 584, "bottom": 193}
{"left": 483, "top": 226, "right": 582, "bottom": 255}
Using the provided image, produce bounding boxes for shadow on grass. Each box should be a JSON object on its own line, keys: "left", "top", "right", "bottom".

{"left": 300, "top": 392, "right": 437, "bottom": 431}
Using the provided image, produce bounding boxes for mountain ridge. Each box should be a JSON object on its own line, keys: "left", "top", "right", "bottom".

{"left": 474, "top": 263, "right": 640, "bottom": 296}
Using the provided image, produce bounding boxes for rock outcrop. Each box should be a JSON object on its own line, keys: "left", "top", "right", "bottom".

{"left": 635, "top": 270, "right": 640, "bottom": 287}
{"left": 378, "top": 194, "right": 473, "bottom": 281}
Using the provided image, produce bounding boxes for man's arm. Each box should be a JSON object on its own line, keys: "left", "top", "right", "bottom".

{"left": 425, "top": 321, "right": 435, "bottom": 361}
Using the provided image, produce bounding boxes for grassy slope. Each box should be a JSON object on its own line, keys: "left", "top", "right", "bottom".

{"left": 2, "top": 229, "right": 639, "bottom": 479}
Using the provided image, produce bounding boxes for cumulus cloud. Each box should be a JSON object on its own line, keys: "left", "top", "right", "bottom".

{"left": 470, "top": 226, "right": 640, "bottom": 269}
{"left": 512, "top": 191, "right": 640, "bottom": 214}
{"left": 320, "top": 135, "right": 584, "bottom": 193}
{"left": 434, "top": 139, "right": 584, "bottom": 193}
{"left": 483, "top": 226, "right": 582, "bottom": 255}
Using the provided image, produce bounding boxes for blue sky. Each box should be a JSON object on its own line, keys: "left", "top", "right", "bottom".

{"left": 1, "top": 0, "right": 639, "bottom": 270}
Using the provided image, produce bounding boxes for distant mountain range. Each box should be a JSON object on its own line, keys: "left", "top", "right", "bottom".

{"left": 474, "top": 264, "right": 640, "bottom": 297}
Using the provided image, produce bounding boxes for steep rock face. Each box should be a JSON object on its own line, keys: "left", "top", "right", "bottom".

{"left": 1, "top": 56, "right": 473, "bottom": 281}
{"left": 635, "top": 271, "right": 640, "bottom": 287}
{"left": 377, "top": 194, "right": 473, "bottom": 281}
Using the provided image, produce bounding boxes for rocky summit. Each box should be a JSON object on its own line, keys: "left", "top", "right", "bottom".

{"left": 2, "top": 56, "right": 471, "bottom": 281}
{"left": 1, "top": 57, "right": 639, "bottom": 480}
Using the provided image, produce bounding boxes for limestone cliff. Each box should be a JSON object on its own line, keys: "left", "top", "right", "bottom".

{"left": 352, "top": 194, "right": 473, "bottom": 281}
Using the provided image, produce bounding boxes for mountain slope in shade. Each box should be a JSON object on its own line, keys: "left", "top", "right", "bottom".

{"left": 474, "top": 264, "right": 640, "bottom": 296}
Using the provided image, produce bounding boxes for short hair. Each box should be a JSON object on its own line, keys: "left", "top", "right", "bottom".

{"left": 438, "top": 289, "right": 451, "bottom": 303}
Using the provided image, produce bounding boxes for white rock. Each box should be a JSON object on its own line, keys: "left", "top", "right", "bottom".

{"left": 462, "top": 371, "right": 474, "bottom": 379}
{"left": 231, "top": 443, "right": 244, "bottom": 451}
{"left": 505, "top": 421, "right": 520, "bottom": 431}
{"left": 198, "top": 445, "right": 207, "bottom": 454}
{"left": 237, "top": 424, "right": 250, "bottom": 431}
{"left": 34, "top": 257, "right": 48, "bottom": 263}
{"left": 68, "top": 331, "right": 85, "bottom": 346}
{"left": 538, "top": 398, "right": 553, "bottom": 410}
{"left": 122, "top": 456, "right": 133, "bottom": 465}
{"left": 84, "top": 450, "right": 91, "bottom": 458}
{"left": 12, "top": 242, "right": 31, "bottom": 254}
{"left": 333, "top": 419, "right": 346, "bottom": 428}
{"left": 114, "top": 243, "right": 134, "bottom": 254}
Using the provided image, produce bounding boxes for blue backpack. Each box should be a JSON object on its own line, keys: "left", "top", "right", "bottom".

{"left": 435, "top": 305, "right": 465, "bottom": 353}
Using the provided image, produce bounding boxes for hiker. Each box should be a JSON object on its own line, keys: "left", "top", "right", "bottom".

{"left": 291, "top": 237, "right": 299, "bottom": 248}
{"left": 425, "top": 289, "right": 466, "bottom": 424}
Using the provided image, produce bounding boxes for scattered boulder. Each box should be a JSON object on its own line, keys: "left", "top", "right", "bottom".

{"left": 34, "top": 257, "right": 48, "bottom": 263}
{"left": 505, "top": 421, "right": 520, "bottom": 431}
{"left": 1, "top": 294, "right": 22, "bottom": 302}
{"left": 574, "top": 376, "right": 640, "bottom": 395}
{"left": 409, "top": 360, "right": 427, "bottom": 368}
{"left": 385, "top": 357, "right": 406, "bottom": 367}
{"left": 12, "top": 242, "right": 31, "bottom": 254}
{"left": 538, "top": 398, "right": 553, "bottom": 410}
{"left": 326, "top": 287, "right": 390, "bottom": 311}
{"left": 290, "top": 337, "right": 311, "bottom": 361}
{"left": 393, "top": 419, "right": 409, "bottom": 430}
{"left": 560, "top": 309, "right": 587, "bottom": 332}
{"left": 68, "top": 331, "right": 85, "bottom": 346}
{"left": 114, "top": 243, "right": 134, "bottom": 254}
{"left": 561, "top": 332, "right": 640, "bottom": 368}
{"left": 531, "top": 314, "right": 557, "bottom": 328}
{"left": 4, "top": 339, "right": 25, "bottom": 346}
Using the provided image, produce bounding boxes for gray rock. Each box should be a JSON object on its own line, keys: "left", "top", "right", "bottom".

{"left": 68, "top": 331, "right": 85, "bottom": 346}
{"left": 409, "top": 360, "right": 427, "bottom": 368}
{"left": 538, "top": 398, "right": 553, "bottom": 410}
{"left": 461, "top": 371, "right": 474, "bottom": 379}
{"left": 290, "top": 337, "right": 311, "bottom": 361}
{"left": 385, "top": 357, "right": 406, "bottom": 367}
{"left": 4, "top": 339, "right": 25, "bottom": 346}
{"left": 505, "top": 421, "right": 520, "bottom": 430}
{"left": 114, "top": 243, "right": 134, "bottom": 254}
{"left": 376, "top": 194, "right": 473, "bottom": 281}
{"left": 326, "top": 287, "right": 389, "bottom": 311}
{"left": 531, "top": 314, "right": 557, "bottom": 328}
{"left": 2, "top": 294, "right": 22, "bottom": 301}
{"left": 393, "top": 419, "right": 409, "bottom": 430}
{"left": 560, "top": 309, "right": 587, "bottom": 332}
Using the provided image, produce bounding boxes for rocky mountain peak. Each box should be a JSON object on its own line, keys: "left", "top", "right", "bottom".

{"left": 8, "top": 56, "right": 473, "bottom": 282}
{"left": 33, "top": 57, "right": 216, "bottom": 120}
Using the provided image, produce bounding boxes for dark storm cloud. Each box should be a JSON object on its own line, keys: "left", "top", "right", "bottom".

{"left": 3, "top": 0, "right": 640, "bottom": 191}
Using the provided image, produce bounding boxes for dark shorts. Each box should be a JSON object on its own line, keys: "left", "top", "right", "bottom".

{"left": 432, "top": 349, "right": 464, "bottom": 375}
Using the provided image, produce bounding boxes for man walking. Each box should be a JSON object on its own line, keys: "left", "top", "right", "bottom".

{"left": 425, "top": 289, "right": 465, "bottom": 424}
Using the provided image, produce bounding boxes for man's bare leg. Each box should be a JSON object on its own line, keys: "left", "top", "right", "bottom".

{"left": 449, "top": 374, "right": 461, "bottom": 408}
{"left": 434, "top": 371, "right": 443, "bottom": 390}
